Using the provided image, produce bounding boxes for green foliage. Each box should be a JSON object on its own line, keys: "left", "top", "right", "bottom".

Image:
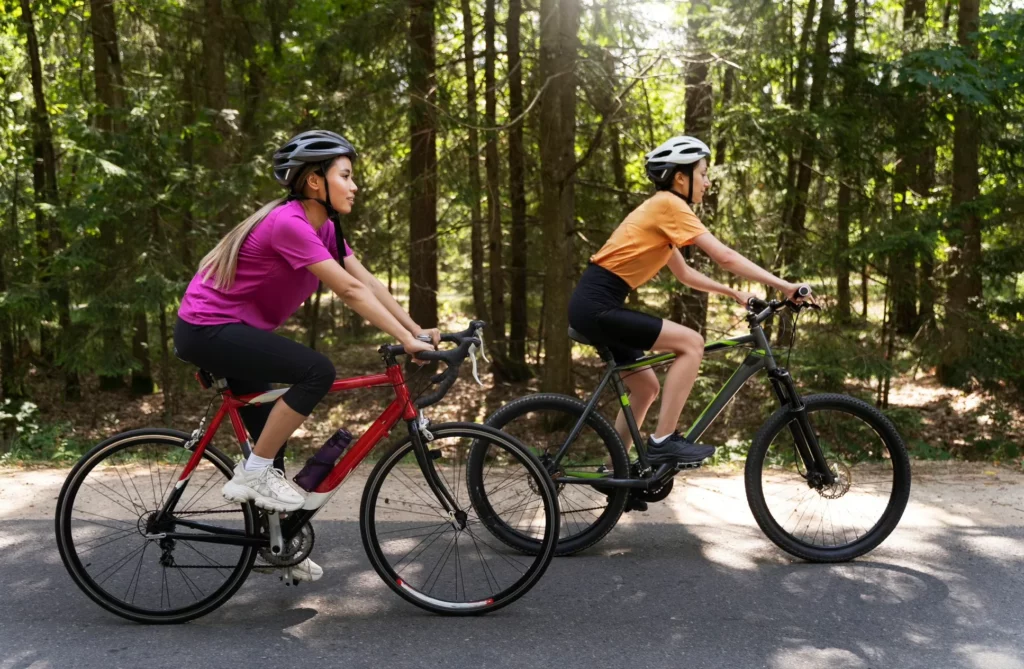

{"left": 0, "top": 0, "right": 1021, "bottom": 462}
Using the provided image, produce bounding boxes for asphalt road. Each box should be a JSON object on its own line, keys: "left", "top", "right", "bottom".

{"left": 2, "top": 466, "right": 1023, "bottom": 669}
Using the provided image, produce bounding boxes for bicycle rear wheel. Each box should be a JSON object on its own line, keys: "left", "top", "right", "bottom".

{"left": 745, "top": 394, "right": 911, "bottom": 562}
{"left": 55, "top": 429, "right": 258, "bottom": 624}
{"left": 485, "top": 394, "right": 629, "bottom": 555}
{"left": 360, "top": 423, "right": 558, "bottom": 615}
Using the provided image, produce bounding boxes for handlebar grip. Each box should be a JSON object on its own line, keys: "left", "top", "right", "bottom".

{"left": 747, "top": 296, "right": 769, "bottom": 311}
{"left": 794, "top": 284, "right": 811, "bottom": 298}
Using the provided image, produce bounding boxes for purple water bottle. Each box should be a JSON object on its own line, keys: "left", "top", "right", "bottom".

{"left": 293, "top": 428, "right": 354, "bottom": 492}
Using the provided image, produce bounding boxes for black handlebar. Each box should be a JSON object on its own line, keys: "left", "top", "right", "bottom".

{"left": 746, "top": 286, "right": 820, "bottom": 324}
{"left": 379, "top": 322, "right": 487, "bottom": 409}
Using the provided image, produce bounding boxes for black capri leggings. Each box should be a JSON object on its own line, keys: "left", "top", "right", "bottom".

{"left": 173, "top": 318, "right": 336, "bottom": 469}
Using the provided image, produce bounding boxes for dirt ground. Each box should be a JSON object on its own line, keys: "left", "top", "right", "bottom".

{"left": 7, "top": 460, "right": 1023, "bottom": 531}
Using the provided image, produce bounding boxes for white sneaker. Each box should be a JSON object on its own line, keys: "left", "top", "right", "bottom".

{"left": 222, "top": 462, "right": 305, "bottom": 512}
{"left": 282, "top": 557, "right": 323, "bottom": 584}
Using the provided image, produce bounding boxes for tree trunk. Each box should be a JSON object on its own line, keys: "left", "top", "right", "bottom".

{"left": 785, "top": 0, "right": 834, "bottom": 267}
{"left": 890, "top": 0, "right": 934, "bottom": 336}
{"left": 460, "top": 0, "right": 487, "bottom": 321}
{"left": 0, "top": 171, "right": 22, "bottom": 399}
{"left": 89, "top": 0, "right": 125, "bottom": 132}
{"left": 938, "top": 0, "right": 982, "bottom": 386}
{"left": 777, "top": 0, "right": 834, "bottom": 343}
{"left": 130, "top": 310, "right": 154, "bottom": 395}
{"left": 484, "top": 0, "right": 507, "bottom": 365}
{"left": 203, "top": 0, "right": 230, "bottom": 173}
{"left": 834, "top": 0, "right": 857, "bottom": 324}
{"left": 91, "top": 0, "right": 128, "bottom": 390}
{"left": 679, "top": 0, "right": 713, "bottom": 335}
{"left": 236, "top": 9, "right": 267, "bottom": 147}
{"left": 159, "top": 302, "right": 173, "bottom": 422}
{"left": 307, "top": 283, "right": 323, "bottom": 350}
{"left": 21, "top": 0, "right": 79, "bottom": 400}
{"left": 181, "top": 52, "right": 197, "bottom": 270}
{"left": 408, "top": 0, "right": 439, "bottom": 328}
{"left": 507, "top": 0, "right": 530, "bottom": 376}
{"left": 538, "top": 0, "right": 579, "bottom": 395}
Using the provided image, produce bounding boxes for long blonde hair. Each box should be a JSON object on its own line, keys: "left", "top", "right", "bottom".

{"left": 198, "top": 165, "right": 321, "bottom": 290}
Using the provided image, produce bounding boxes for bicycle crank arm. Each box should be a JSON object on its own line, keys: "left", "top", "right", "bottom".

{"left": 557, "top": 464, "right": 680, "bottom": 489}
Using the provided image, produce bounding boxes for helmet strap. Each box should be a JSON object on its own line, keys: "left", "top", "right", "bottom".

{"left": 668, "top": 166, "right": 693, "bottom": 204}
{"left": 286, "top": 161, "right": 348, "bottom": 268}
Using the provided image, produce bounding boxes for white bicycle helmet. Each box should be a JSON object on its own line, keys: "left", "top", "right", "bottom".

{"left": 644, "top": 136, "right": 711, "bottom": 198}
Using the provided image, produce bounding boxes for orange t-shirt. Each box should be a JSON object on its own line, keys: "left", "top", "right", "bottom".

{"left": 590, "top": 191, "right": 708, "bottom": 289}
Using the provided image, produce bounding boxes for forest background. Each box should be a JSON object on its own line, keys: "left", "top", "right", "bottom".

{"left": 0, "top": 0, "right": 1021, "bottom": 465}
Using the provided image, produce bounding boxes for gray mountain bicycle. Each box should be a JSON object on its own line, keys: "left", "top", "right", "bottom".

{"left": 484, "top": 296, "right": 911, "bottom": 561}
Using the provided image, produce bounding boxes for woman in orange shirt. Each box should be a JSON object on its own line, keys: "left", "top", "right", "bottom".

{"left": 568, "top": 136, "right": 812, "bottom": 464}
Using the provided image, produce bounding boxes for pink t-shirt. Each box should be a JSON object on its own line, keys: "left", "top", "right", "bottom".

{"left": 178, "top": 200, "right": 353, "bottom": 331}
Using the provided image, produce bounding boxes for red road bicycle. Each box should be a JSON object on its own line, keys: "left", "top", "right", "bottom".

{"left": 55, "top": 322, "right": 559, "bottom": 624}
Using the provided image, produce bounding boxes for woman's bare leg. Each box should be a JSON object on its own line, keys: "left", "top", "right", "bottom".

{"left": 251, "top": 401, "right": 306, "bottom": 459}
{"left": 650, "top": 320, "right": 704, "bottom": 438}
{"left": 614, "top": 368, "right": 660, "bottom": 454}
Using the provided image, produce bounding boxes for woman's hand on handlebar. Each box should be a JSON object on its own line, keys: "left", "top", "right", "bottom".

{"left": 412, "top": 327, "right": 441, "bottom": 346}
{"left": 732, "top": 289, "right": 759, "bottom": 307}
{"left": 400, "top": 335, "right": 435, "bottom": 364}
{"left": 781, "top": 281, "right": 814, "bottom": 304}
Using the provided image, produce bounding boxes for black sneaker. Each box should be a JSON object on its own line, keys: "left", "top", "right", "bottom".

{"left": 646, "top": 432, "right": 715, "bottom": 464}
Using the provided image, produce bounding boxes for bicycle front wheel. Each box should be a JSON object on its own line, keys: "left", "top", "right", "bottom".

{"left": 360, "top": 423, "right": 558, "bottom": 615}
{"left": 745, "top": 394, "right": 911, "bottom": 562}
{"left": 55, "top": 429, "right": 258, "bottom": 624}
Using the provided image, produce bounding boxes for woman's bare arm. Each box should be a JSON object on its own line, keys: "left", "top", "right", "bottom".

{"left": 307, "top": 259, "right": 424, "bottom": 348}
{"left": 691, "top": 232, "right": 798, "bottom": 295}
{"left": 338, "top": 254, "right": 420, "bottom": 332}
{"left": 667, "top": 249, "right": 740, "bottom": 298}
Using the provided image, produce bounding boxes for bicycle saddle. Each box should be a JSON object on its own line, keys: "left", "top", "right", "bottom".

{"left": 567, "top": 327, "right": 593, "bottom": 345}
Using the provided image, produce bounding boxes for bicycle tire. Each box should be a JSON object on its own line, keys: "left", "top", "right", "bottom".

{"left": 359, "top": 422, "right": 559, "bottom": 615}
{"left": 745, "top": 394, "right": 911, "bottom": 562}
{"left": 485, "top": 394, "right": 629, "bottom": 556}
{"left": 55, "top": 429, "right": 258, "bottom": 624}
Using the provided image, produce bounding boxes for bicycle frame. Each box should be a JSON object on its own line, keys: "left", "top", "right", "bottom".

{"left": 152, "top": 350, "right": 455, "bottom": 548}
{"left": 552, "top": 316, "right": 834, "bottom": 487}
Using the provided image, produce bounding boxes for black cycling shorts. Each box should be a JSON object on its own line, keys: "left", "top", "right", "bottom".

{"left": 568, "top": 263, "right": 664, "bottom": 364}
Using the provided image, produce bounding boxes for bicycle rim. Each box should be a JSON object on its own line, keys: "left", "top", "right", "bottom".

{"left": 486, "top": 396, "right": 628, "bottom": 553}
{"left": 361, "top": 425, "right": 557, "bottom": 614}
{"left": 56, "top": 431, "right": 257, "bottom": 623}
{"left": 749, "top": 397, "right": 910, "bottom": 560}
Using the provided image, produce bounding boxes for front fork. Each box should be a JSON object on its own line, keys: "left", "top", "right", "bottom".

{"left": 407, "top": 417, "right": 466, "bottom": 529}
{"left": 768, "top": 368, "right": 836, "bottom": 487}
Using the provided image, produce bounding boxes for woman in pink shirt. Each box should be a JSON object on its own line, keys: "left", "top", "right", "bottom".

{"left": 174, "top": 131, "right": 434, "bottom": 582}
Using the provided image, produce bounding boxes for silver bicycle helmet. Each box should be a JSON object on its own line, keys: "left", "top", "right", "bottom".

{"left": 644, "top": 136, "right": 711, "bottom": 200}
{"left": 272, "top": 130, "right": 358, "bottom": 267}
{"left": 272, "top": 130, "right": 358, "bottom": 189}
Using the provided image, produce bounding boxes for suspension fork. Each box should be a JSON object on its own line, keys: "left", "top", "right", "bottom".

{"left": 768, "top": 368, "right": 835, "bottom": 485}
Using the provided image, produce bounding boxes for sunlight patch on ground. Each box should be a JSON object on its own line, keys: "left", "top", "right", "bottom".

{"left": 955, "top": 645, "right": 1024, "bottom": 669}
{"left": 769, "top": 646, "right": 867, "bottom": 669}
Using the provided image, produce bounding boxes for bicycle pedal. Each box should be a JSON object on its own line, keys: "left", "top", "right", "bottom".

{"left": 675, "top": 460, "right": 704, "bottom": 471}
{"left": 624, "top": 499, "right": 648, "bottom": 513}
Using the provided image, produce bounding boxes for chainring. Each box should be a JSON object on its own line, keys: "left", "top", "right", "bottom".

{"left": 258, "top": 522, "right": 315, "bottom": 568}
{"left": 631, "top": 476, "right": 674, "bottom": 503}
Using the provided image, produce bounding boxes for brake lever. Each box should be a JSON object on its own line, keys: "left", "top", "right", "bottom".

{"left": 468, "top": 329, "right": 489, "bottom": 386}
